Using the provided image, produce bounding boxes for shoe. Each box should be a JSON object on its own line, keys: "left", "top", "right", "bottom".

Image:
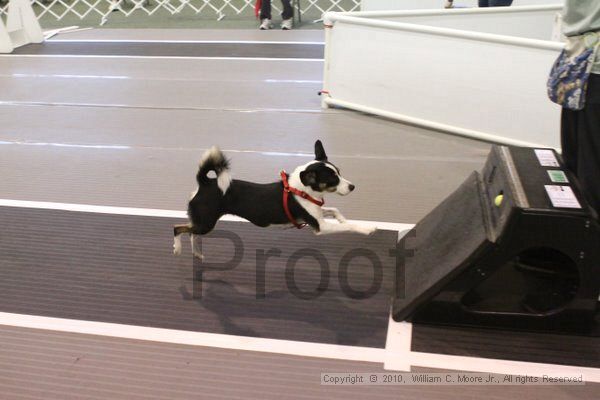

{"left": 259, "top": 19, "right": 273, "bottom": 30}
{"left": 281, "top": 18, "right": 293, "bottom": 30}
{"left": 444, "top": 0, "right": 454, "bottom": 8}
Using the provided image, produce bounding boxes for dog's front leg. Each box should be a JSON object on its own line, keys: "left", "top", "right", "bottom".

{"left": 315, "top": 221, "right": 376, "bottom": 236}
{"left": 321, "top": 207, "right": 347, "bottom": 223}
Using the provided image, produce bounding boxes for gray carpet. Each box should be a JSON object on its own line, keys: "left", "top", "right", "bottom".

{"left": 0, "top": 206, "right": 397, "bottom": 348}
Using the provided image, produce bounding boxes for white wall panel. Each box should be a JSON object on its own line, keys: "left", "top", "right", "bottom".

{"left": 322, "top": 7, "right": 564, "bottom": 148}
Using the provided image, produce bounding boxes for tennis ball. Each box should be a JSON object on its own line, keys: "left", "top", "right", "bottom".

{"left": 494, "top": 194, "right": 504, "bottom": 207}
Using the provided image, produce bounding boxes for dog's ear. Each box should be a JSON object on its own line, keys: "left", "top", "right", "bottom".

{"left": 300, "top": 170, "right": 317, "bottom": 187}
{"left": 314, "top": 140, "right": 327, "bottom": 162}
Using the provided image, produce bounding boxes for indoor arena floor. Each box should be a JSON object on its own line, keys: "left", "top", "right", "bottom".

{"left": 0, "top": 29, "right": 598, "bottom": 399}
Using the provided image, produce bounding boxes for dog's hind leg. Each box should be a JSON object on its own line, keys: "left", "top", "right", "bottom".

{"left": 189, "top": 218, "right": 220, "bottom": 260}
{"left": 173, "top": 224, "right": 192, "bottom": 256}
{"left": 190, "top": 234, "right": 204, "bottom": 260}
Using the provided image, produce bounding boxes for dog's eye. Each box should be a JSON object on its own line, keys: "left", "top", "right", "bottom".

{"left": 328, "top": 176, "right": 340, "bottom": 186}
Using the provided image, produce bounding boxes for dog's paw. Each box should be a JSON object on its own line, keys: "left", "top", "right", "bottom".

{"left": 193, "top": 251, "right": 204, "bottom": 261}
{"left": 358, "top": 225, "right": 377, "bottom": 236}
{"left": 173, "top": 243, "right": 182, "bottom": 256}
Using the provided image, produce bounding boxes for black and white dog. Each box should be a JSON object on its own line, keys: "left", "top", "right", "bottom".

{"left": 173, "top": 140, "right": 376, "bottom": 258}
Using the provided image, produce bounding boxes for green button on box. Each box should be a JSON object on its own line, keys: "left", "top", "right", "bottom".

{"left": 548, "top": 170, "right": 569, "bottom": 183}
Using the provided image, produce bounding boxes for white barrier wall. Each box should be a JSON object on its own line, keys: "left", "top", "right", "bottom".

{"left": 322, "top": 6, "right": 564, "bottom": 148}
{"left": 361, "top": 0, "right": 563, "bottom": 12}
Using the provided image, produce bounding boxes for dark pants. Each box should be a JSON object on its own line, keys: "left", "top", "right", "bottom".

{"left": 261, "top": 0, "right": 293, "bottom": 20}
{"left": 479, "top": 0, "right": 513, "bottom": 6}
{"left": 561, "top": 73, "right": 600, "bottom": 214}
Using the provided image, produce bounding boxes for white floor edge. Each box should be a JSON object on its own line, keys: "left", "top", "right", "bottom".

{"left": 0, "top": 198, "right": 415, "bottom": 232}
{"left": 0, "top": 311, "right": 597, "bottom": 382}
{"left": 47, "top": 39, "right": 325, "bottom": 45}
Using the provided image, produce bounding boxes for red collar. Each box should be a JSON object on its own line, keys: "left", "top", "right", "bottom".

{"left": 280, "top": 170, "right": 324, "bottom": 229}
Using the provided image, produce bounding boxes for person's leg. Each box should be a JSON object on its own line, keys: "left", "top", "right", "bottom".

{"left": 281, "top": 0, "right": 294, "bottom": 20}
{"left": 260, "top": 0, "right": 271, "bottom": 20}
{"left": 561, "top": 108, "right": 578, "bottom": 175}
{"left": 478, "top": 0, "right": 489, "bottom": 7}
{"left": 561, "top": 74, "right": 600, "bottom": 213}
{"left": 576, "top": 75, "right": 600, "bottom": 212}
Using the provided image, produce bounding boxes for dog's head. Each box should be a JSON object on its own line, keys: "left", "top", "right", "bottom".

{"left": 297, "top": 140, "right": 355, "bottom": 196}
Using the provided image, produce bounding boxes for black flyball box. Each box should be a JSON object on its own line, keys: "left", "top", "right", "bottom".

{"left": 393, "top": 145, "right": 599, "bottom": 335}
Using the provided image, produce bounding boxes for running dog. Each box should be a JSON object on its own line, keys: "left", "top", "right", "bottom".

{"left": 173, "top": 140, "right": 376, "bottom": 258}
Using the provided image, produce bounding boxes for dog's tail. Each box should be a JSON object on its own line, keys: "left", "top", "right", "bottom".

{"left": 197, "top": 146, "right": 232, "bottom": 194}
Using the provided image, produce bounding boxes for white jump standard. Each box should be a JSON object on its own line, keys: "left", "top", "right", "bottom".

{"left": 0, "top": 0, "right": 43, "bottom": 53}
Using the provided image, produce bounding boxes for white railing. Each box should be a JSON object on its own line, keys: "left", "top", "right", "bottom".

{"left": 360, "top": 0, "right": 564, "bottom": 12}
{"left": 0, "top": 0, "right": 360, "bottom": 25}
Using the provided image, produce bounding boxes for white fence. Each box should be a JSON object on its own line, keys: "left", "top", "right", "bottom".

{"left": 0, "top": 0, "right": 361, "bottom": 25}
{"left": 321, "top": 5, "right": 565, "bottom": 149}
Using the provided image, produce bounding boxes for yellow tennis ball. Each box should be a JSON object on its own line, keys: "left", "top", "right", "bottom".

{"left": 494, "top": 194, "right": 504, "bottom": 207}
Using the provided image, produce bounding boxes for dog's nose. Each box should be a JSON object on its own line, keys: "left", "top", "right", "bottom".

{"left": 349, "top": 184, "right": 355, "bottom": 192}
